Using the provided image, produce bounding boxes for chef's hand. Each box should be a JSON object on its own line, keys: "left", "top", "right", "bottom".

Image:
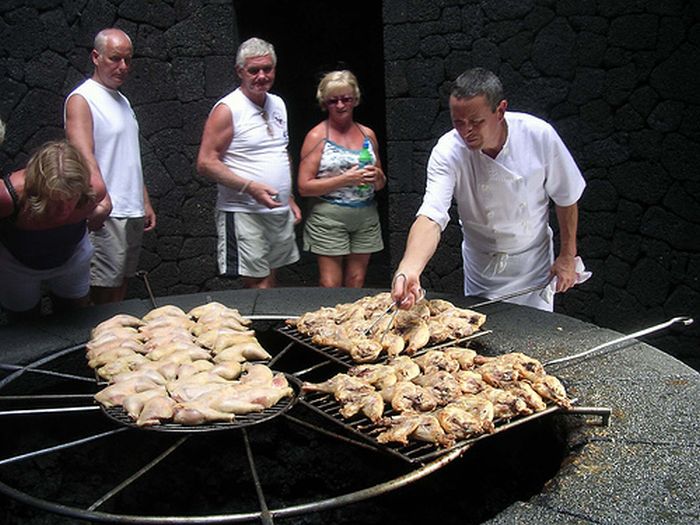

{"left": 551, "top": 254, "right": 577, "bottom": 292}
{"left": 245, "top": 180, "right": 283, "bottom": 209}
{"left": 391, "top": 272, "right": 423, "bottom": 310}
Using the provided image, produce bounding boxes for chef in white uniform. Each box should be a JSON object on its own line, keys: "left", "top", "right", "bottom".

{"left": 392, "top": 68, "right": 586, "bottom": 312}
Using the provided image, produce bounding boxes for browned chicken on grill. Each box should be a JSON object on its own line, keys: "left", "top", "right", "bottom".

{"left": 531, "top": 374, "right": 572, "bottom": 409}
{"left": 348, "top": 363, "right": 398, "bottom": 390}
{"left": 386, "top": 356, "right": 421, "bottom": 382}
{"left": 481, "top": 387, "right": 532, "bottom": 419}
{"left": 436, "top": 395, "right": 495, "bottom": 439}
{"left": 453, "top": 369, "right": 488, "bottom": 395}
{"left": 443, "top": 347, "right": 478, "bottom": 370}
{"left": 505, "top": 381, "right": 547, "bottom": 412}
{"left": 413, "top": 370, "right": 462, "bottom": 406}
{"left": 377, "top": 412, "right": 452, "bottom": 446}
{"left": 413, "top": 350, "right": 460, "bottom": 375}
{"left": 381, "top": 381, "right": 438, "bottom": 412}
{"left": 392, "top": 311, "right": 430, "bottom": 354}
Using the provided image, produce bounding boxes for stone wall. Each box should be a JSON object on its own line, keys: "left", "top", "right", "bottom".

{"left": 383, "top": 0, "right": 699, "bottom": 367}
{"left": 0, "top": 0, "right": 697, "bottom": 367}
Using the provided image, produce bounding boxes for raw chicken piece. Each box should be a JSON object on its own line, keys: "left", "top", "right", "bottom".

{"left": 88, "top": 348, "right": 143, "bottom": 369}
{"left": 91, "top": 314, "right": 144, "bottom": 338}
{"left": 146, "top": 341, "right": 208, "bottom": 361}
{"left": 111, "top": 368, "right": 167, "bottom": 386}
{"left": 189, "top": 302, "right": 251, "bottom": 325}
{"left": 123, "top": 388, "right": 168, "bottom": 419}
{"left": 95, "top": 354, "right": 149, "bottom": 381}
{"left": 136, "top": 395, "right": 177, "bottom": 427}
{"left": 239, "top": 364, "right": 274, "bottom": 385}
{"left": 209, "top": 361, "right": 243, "bottom": 380}
{"left": 148, "top": 346, "right": 211, "bottom": 363}
{"left": 142, "top": 305, "right": 188, "bottom": 321}
{"left": 86, "top": 338, "right": 145, "bottom": 360}
{"left": 94, "top": 376, "right": 163, "bottom": 407}
{"left": 197, "top": 329, "right": 257, "bottom": 351}
{"left": 143, "top": 331, "right": 195, "bottom": 351}
{"left": 192, "top": 317, "right": 251, "bottom": 335}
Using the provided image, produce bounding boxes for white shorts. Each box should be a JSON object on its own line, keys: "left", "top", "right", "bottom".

{"left": 215, "top": 209, "right": 299, "bottom": 278}
{"left": 0, "top": 233, "right": 93, "bottom": 312}
{"left": 90, "top": 217, "right": 144, "bottom": 287}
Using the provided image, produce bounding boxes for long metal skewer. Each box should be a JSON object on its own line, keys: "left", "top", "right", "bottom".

{"left": 467, "top": 281, "right": 552, "bottom": 309}
{"left": 544, "top": 316, "right": 694, "bottom": 367}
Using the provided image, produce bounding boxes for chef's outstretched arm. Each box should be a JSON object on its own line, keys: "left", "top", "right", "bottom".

{"left": 551, "top": 202, "right": 579, "bottom": 292}
{"left": 392, "top": 215, "right": 442, "bottom": 309}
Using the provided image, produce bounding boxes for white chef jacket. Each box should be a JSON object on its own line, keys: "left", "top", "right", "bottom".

{"left": 417, "top": 112, "right": 586, "bottom": 311}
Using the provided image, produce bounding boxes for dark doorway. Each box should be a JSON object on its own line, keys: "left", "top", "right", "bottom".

{"left": 233, "top": 0, "right": 390, "bottom": 287}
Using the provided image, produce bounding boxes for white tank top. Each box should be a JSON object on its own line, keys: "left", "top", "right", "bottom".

{"left": 65, "top": 78, "right": 144, "bottom": 217}
{"left": 215, "top": 88, "right": 291, "bottom": 214}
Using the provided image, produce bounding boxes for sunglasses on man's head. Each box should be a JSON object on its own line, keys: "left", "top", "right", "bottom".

{"left": 325, "top": 96, "right": 355, "bottom": 106}
{"left": 246, "top": 65, "right": 273, "bottom": 75}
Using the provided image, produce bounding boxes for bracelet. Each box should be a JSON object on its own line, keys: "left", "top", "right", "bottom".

{"left": 239, "top": 179, "right": 251, "bottom": 195}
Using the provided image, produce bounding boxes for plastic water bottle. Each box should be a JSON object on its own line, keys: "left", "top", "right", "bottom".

{"left": 357, "top": 138, "right": 372, "bottom": 190}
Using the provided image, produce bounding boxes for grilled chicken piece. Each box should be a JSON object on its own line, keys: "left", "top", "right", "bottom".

{"left": 505, "top": 381, "right": 547, "bottom": 412}
{"left": 427, "top": 314, "right": 476, "bottom": 343}
{"left": 392, "top": 312, "right": 430, "bottom": 354}
{"left": 437, "top": 398, "right": 494, "bottom": 440}
{"left": 91, "top": 314, "right": 144, "bottom": 338}
{"left": 476, "top": 361, "right": 520, "bottom": 388}
{"left": 311, "top": 332, "right": 383, "bottom": 363}
{"left": 386, "top": 356, "right": 421, "bottom": 382}
{"left": 443, "top": 347, "right": 478, "bottom": 370}
{"left": 481, "top": 387, "right": 531, "bottom": 419}
{"left": 348, "top": 363, "right": 398, "bottom": 390}
{"left": 413, "top": 350, "right": 460, "bottom": 375}
{"left": 376, "top": 413, "right": 421, "bottom": 445}
{"left": 142, "top": 305, "right": 188, "bottom": 322}
{"left": 453, "top": 370, "right": 488, "bottom": 395}
{"left": 531, "top": 375, "right": 572, "bottom": 409}
{"left": 136, "top": 395, "right": 177, "bottom": 427}
{"left": 302, "top": 374, "right": 374, "bottom": 400}
{"left": 381, "top": 381, "right": 438, "bottom": 412}
{"left": 339, "top": 390, "right": 384, "bottom": 422}
{"left": 451, "top": 394, "right": 495, "bottom": 432}
{"left": 413, "top": 370, "right": 462, "bottom": 406}
{"left": 288, "top": 307, "right": 339, "bottom": 332}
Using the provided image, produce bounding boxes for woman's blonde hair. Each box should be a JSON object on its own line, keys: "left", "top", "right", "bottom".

{"left": 316, "top": 70, "right": 361, "bottom": 110}
{"left": 23, "top": 141, "right": 94, "bottom": 219}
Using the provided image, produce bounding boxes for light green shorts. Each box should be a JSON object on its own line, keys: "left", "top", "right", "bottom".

{"left": 303, "top": 200, "right": 383, "bottom": 256}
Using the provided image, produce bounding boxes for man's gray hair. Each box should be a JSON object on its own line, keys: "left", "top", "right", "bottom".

{"left": 0, "top": 118, "right": 5, "bottom": 145}
{"left": 451, "top": 68, "right": 504, "bottom": 111}
{"left": 236, "top": 37, "right": 277, "bottom": 68}
{"left": 93, "top": 28, "right": 132, "bottom": 53}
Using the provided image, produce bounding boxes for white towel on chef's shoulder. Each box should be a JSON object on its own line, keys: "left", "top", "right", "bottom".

{"left": 540, "top": 256, "right": 592, "bottom": 304}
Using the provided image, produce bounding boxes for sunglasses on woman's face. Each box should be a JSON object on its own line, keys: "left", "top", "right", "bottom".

{"left": 325, "top": 96, "right": 355, "bottom": 106}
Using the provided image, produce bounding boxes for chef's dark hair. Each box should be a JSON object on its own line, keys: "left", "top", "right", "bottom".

{"left": 451, "top": 68, "right": 504, "bottom": 111}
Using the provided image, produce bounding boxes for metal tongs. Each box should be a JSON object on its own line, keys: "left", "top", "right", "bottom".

{"left": 364, "top": 274, "right": 425, "bottom": 342}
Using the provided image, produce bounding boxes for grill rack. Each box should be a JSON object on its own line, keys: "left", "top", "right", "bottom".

{"left": 96, "top": 370, "right": 300, "bottom": 433}
{"left": 298, "top": 389, "right": 569, "bottom": 465}
{"left": 276, "top": 324, "right": 492, "bottom": 367}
